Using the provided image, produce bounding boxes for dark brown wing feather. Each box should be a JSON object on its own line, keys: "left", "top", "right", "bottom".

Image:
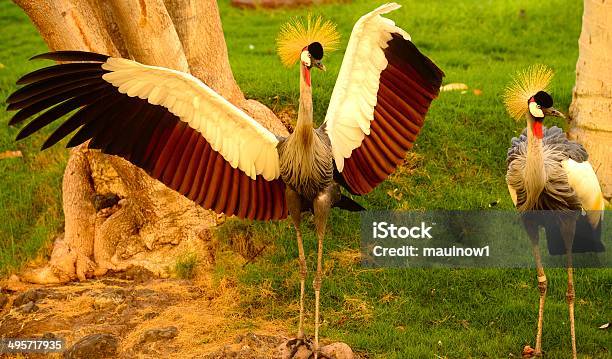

{"left": 6, "top": 51, "right": 287, "bottom": 221}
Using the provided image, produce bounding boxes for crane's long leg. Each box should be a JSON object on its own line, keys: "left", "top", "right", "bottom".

{"left": 523, "top": 219, "right": 546, "bottom": 357}
{"left": 286, "top": 188, "right": 307, "bottom": 340}
{"left": 567, "top": 254, "right": 577, "bottom": 359}
{"left": 560, "top": 218, "right": 577, "bottom": 359}
{"left": 531, "top": 242, "right": 547, "bottom": 356}
{"left": 312, "top": 190, "right": 332, "bottom": 359}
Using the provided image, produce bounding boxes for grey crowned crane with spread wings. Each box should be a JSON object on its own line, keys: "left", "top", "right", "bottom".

{"left": 7, "top": 3, "right": 443, "bottom": 357}
{"left": 504, "top": 66, "right": 605, "bottom": 359}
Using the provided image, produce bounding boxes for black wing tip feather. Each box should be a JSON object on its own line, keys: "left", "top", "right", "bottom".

{"left": 333, "top": 164, "right": 360, "bottom": 195}
{"left": 15, "top": 128, "right": 29, "bottom": 141}
{"left": 29, "top": 51, "right": 110, "bottom": 63}
{"left": 389, "top": 33, "right": 445, "bottom": 92}
{"left": 334, "top": 194, "right": 366, "bottom": 212}
{"left": 16, "top": 63, "right": 105, "bottom": 85}
{"left": 8, "top": 115, "right": 20, "bottom": 126}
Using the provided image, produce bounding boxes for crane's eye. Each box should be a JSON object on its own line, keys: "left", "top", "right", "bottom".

{"left": 537, "top": 105, "right": 541, "bottom": 109}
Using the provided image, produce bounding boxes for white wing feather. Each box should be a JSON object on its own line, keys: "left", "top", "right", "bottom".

{"left": 101, "top": 58, "right": 280, "bottom": 181}
{"left": 562, "top": 159, "right": 605, "bottom": 227}
{"left": 324, "top": 2, "right": 410, "bottom": 171}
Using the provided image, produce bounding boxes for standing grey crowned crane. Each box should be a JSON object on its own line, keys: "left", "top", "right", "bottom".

{"left": 6, "top": 3, "right": 443, "bottom": 357}
{"left": 504, "top": 65, "right": 605, "bottom": 359}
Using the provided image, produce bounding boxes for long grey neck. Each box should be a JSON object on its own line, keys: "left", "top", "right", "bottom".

{"left": 295, "top": 64, "right": 314, "bottom": 145}
{"left": 524, "top": 114, "right": 546, "bottom": 208}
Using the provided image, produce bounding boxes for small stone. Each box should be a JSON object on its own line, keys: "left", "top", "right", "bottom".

{"left": 123, "top": 266, "right": 156, "bottom": 283}
{"left": 234, "top": 334, "right": 244, "bottom": 344}
{"left": 138, "top": 326, "right": 178, "bottom": 344}
{"left": 320, "top": 342, "right": 354, "bottom": 359}
{"left": 64, "top": 333, "right": 119, "bottom": 359}
{"left": 19, "top": 301, "right": 39, "bottom": 313}
{"left": 142, "top": 312, "right": 159, "bottom": 320}
{"left": 277, "top": 339, "right": 312, "bottom": 359}
{"left": 13, "top": 289, "right": 46, "bottom": 307}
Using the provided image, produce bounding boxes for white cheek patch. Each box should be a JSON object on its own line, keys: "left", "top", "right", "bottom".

{"left": 300, "top": 51, "right": 311, "bottom": 67}
{"left": 529, "top": 102, "right": 544, "bottom": 118}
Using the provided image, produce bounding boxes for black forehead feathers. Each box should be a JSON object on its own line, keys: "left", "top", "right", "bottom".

{"left": 308, "top": 42, "right": 324, "bottom": 60}
{"left": 533, "top": 91, "right": 553, "bottom": 108}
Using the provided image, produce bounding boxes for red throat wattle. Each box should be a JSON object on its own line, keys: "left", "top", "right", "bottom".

{"left": 532, "top": 121, "right": 543, "bottom": 139}
{"left": 302, "top": 65, "right": 311, "bottom": 87}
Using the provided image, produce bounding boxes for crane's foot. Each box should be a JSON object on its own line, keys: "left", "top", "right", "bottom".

{"left": 282, "top": 337, "right": 331, "bottom": 359}
{"left": 522, "top": 345, "right": 543, "bottom": 358}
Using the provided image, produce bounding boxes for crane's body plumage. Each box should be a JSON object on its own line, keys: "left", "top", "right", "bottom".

{"left": 278, "top": 127, "right": 334, "bottom": 201}
{"left": 7, "top": 3, "right": 444, "bottom": 357}
{"left": 506, "top": 124, "right": 605, "bottom": 255}
{"left": 507, "top": 125, "right": 587, "bottom": 211}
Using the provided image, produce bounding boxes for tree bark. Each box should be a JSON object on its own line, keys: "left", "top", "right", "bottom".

{"left": 569, "top": 0, "right": 612, "bottom": 200}
{"left": 13, "top": 0, "right": 287, "bottom": 283}
{"left": 107, "top": 0, "right": 189, "bottom": 71}
{"left": 163, "top": 0, "right": 244, "bottom": 104}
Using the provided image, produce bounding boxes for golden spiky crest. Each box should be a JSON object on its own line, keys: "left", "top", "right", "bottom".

{"left": 276, "top": 15, "right": 340, "bottom": 67}
{"left": 503, "top": 64, "right": 554, "bottom": 121}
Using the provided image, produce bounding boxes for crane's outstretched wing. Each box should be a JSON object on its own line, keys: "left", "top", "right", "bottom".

{"left": 7, "top": 51, "right": 287, "bottom": 221}
{"left": 323, "top": 3, "right": 444, "bottom": 195}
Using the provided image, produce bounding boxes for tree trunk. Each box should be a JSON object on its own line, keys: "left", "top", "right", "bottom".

{"left": 230, "top": 0, "right": 335, "bottom": 9}
{"left": 569, "top": 0, "right": 612, "bottom": 200}
{"left": 13, "top": 0, "right": 288, "bottom": 284}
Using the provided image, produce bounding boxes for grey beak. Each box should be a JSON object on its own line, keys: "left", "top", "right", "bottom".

{"left": 546, "top": 107, "right": 566, "bottom": 118}
{"left": 313, "top": 61, "right": 326, "bottom": 72}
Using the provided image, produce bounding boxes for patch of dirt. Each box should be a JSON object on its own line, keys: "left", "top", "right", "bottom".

{"left": 0, "top": 268, "right": 355, "bottom": 358}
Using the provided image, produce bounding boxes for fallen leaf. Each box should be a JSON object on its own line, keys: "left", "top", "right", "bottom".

{"left": 380, "top": 292, "right": 397, "bottom": 303}
{"left": 599, "top": 322, "right": 610, "bottom": 330}
{"left": 0, "top": 150, "right": 22, "bottom": 160}
{"left": 386, "top": 188, "right": 403, "bottom": 201}
{"left": 440, "top": 83, "right": 468, "bottom": 92}
{"left": 473, "top": 89, "right": 482, "bottom": 96}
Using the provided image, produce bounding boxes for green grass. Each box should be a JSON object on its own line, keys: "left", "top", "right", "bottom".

{"left": 0, "top": 0, "right": 66, "bottom": 273}
{"left": 0, "top": 0, "right": 610, "bottom": 357}
{"left": 174, "top": 253, "right": 199, "bottom": 279}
